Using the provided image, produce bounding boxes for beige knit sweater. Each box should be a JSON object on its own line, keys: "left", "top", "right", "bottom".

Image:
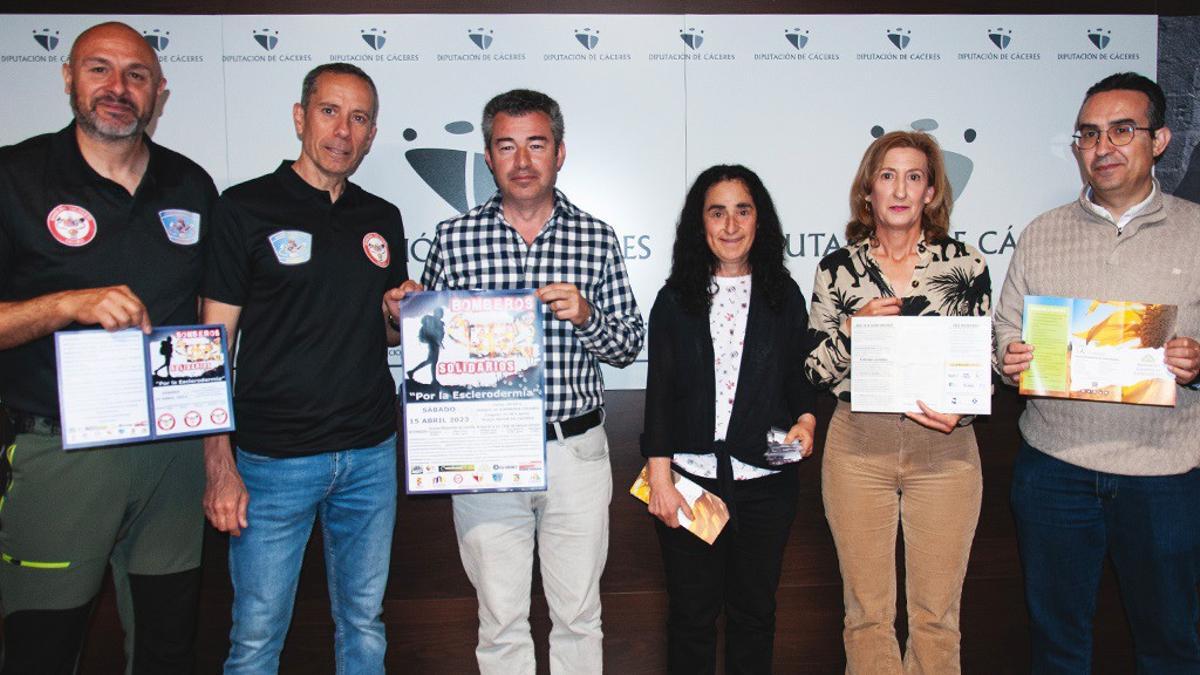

{"left": 993, "top": 185, "right": 1200, "bottom": 475}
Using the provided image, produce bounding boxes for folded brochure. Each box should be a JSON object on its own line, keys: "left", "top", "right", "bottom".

{"left": 630, "top": 464, "right": 730, "bottom": 545}
{"left": 1020, "top": 295, "right": 1177, "bottom": 406}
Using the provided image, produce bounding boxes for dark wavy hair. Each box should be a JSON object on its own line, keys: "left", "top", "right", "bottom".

{"left": 666, "top": 165, "right": 791, "bottom": 315}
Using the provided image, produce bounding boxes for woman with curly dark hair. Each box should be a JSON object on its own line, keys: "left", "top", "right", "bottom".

{"left": 805, "top": 131, "right": 990, "bottom": 674}
{"left": 641, "top": 164, "right": 818, "bottom": 673}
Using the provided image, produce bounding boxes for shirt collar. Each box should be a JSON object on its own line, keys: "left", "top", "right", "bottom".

{"left": 482, "top": 188, "right": 576, "bottom": 225}
{"left": 274, "top": 159, "right": 358, "bottom": 206}
{"left": 1081, "top": 179, "right": 1158, "bottom": 231}
{"left": 852, "top": 232, "right": 936, "bottom": 265}
{"left": 50, "top": 121, "right": 160, "bottom": 193}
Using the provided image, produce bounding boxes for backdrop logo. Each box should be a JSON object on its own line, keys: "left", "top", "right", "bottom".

{"left": 253, "top": 29, "right": 279, "bottom": 51}
{"left": 362, "top": 28, "right": 386, "bottom": 51}
{"left": 142, "top": 29, "right": 170, "bottom": 52}
{"left": 870, "top": 118, "right": 977, "bottom": 200}
{"left": 402, "top": 120, "right": 495, "bottom": 215}
{"left": 785, "top": 28, "right": 809, "bottom": 50}
{"left": 1058, "top": 28, "right": 1135, "bottom": 61}
{"left": 680, "top": 28, "right": 704, "bottom": 50}
{"left": 399, "top": 120, "right": 652, "bottom": 267}
{"left": 468, "top": 28, "right": 494, "bottom": 51}
{"left": 1088, "top": 28, "right": 1111, "bottom": 50}
{"left": 959, "top": 27, "right": 1037, "bottom": 61}
{"left": 753, "top": 28, "right": 836, "bottom": 62}
{"left": 988, "top": 28, "right": 1012, "bottom": 50}
{"left": 886, "top": 28, "right": 912, "bottom": 50}
{"left": 32, "top": 29, "right": 60, "bottom": 52}
{"left": 575, "top": 27, "right": 599, "bottom": 51}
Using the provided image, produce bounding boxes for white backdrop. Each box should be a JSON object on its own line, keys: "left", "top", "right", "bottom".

{"left": 1, "top": 14, "right": 1157, "bottom": 388}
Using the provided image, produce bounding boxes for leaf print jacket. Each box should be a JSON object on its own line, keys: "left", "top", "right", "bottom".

{"left": 805, "top": 236, "right": 992, "bottom": 402}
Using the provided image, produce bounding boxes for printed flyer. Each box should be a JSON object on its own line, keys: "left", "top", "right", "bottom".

{"left": 1020, "top": 296, "right": 1177, "bottom": 406}
{"left": 850, "top": 316, "right": 992, "bottom": 415}
{"left": 399, "top": 289, "right": 546, "bottom": 494}
{"left": 55, "top": 324, "right": 235, "bottom": 449}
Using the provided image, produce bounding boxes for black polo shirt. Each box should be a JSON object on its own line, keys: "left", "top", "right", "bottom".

{"left": 204, "top": 161, "right": 406, "bottom": 457}
{"left": 0, "top": 123, "right": 217, "bottom": 418}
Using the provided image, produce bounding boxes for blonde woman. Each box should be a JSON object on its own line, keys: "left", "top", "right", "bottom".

{"left": 806, "top": 131, "right": 990, "bottom": 674}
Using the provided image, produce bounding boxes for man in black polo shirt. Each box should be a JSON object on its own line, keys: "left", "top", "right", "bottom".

{"left": 201, "top": 62, "right": 413, "bottom": 673}
{"left": 0, "top": 22, "right": 217, "bottom": 674}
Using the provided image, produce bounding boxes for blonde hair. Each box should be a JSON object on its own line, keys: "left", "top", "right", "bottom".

{"left": 845, "top": 130, "right": 953, "bottom": 244}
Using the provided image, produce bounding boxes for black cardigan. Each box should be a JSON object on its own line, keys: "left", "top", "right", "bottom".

{"left": 640, "top": 276, "right": 817, "bottom": 472}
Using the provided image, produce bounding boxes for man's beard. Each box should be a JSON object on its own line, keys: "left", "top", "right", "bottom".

{"left": 70, "top": 89, "right": 154, "bottom": 141}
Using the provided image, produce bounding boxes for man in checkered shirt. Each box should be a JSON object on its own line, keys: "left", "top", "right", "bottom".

{"left": 420, "top": 89, "right": 644, "bottom": 674}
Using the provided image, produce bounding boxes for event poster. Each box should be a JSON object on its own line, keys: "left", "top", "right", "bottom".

{"left": 54, "top": 324, "right": 235, "bottom": 449}
{"left": 399, "top": 289, "right": 547, "bottom": 494}
{"left": 850, "top": 316, "right": 992, "bottom": 414}
{"left": 1021, "top": 296, "right": 1177, "bottom": 406}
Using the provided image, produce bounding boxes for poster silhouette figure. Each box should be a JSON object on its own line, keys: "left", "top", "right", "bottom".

{"left": 153, "top": 336, "right": 174, "bottom": 381}
{"left": 407, "top": 308, "right": 445, "bottom": 387}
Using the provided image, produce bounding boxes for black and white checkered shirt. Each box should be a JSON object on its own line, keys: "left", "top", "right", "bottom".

{"left": 420, "top": 189, "right": 645, "bottom": 422}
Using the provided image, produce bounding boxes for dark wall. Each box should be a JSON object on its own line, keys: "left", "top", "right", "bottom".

{"left": 1158, "top": 16, "right": 1200, "bottom": 195}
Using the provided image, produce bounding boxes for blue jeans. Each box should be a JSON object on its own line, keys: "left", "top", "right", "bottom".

{"left": 1011, "top": 440, "right": 1200, "bottom": 674}
{"left": 224, "top": 435, "right": 397, "bottom": 675}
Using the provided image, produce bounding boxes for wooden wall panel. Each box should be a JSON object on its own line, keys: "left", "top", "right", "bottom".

{"left": 72, "top": 386, "right": 1149, "bottom": 673}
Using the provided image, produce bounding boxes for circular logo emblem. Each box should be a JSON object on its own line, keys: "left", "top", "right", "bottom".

{"left": 157, "top": 413, "right": 176, "bottom": 431}
{"left": 362, "top": 232, "right": 390, "bottom": 268}
{"left": 211, "top": 408, "right": 229, "bottom": 425}
{"left": 184, "top": 411, "right": 202, "bottom": 428}
{"left": 46, "top": 204, "right": 97, "bottom": 247}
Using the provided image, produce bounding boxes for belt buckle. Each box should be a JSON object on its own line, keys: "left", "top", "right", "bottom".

{"left": 547, "top": 407, "right": 603, "bottom": 441}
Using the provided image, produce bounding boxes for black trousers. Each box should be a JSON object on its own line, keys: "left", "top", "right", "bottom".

{"left": 1, "top": 567, "right": 200, "bottom": 675}
{"left": 655, "top": 468, "right": 798, "bottom": 675}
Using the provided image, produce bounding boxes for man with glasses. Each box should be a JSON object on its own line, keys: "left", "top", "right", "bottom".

{"left": 995, "top": 72, "right": 1200, "bottom": 671}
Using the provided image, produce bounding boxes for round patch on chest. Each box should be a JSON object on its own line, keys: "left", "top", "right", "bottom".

{"left": 46, "top": 204, "right": 98, "bottom": 247}
{"left": 362, "top": 232, "right": 390, "bottom": 268}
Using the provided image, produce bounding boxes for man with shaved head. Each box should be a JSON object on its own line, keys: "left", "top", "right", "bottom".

{"left": 0, "top": 21, "right": 216, "bottom": 674}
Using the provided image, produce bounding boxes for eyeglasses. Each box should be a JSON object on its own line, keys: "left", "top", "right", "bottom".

{"left": 1072, "top": 124, "right": 1155, "bottom": 149}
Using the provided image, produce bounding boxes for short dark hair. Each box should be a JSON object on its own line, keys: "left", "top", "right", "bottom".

{"left": 666, "top": 164, "right": 791, "bottom": 315}
{"left": 1083, "top": 72, "right": 1166, "bottom": 130}
{"left": 300, "top": 62, "right": 379, "bottom": 120}
{"left": 482, "top": 89, "right": 564, "bottom": 149}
